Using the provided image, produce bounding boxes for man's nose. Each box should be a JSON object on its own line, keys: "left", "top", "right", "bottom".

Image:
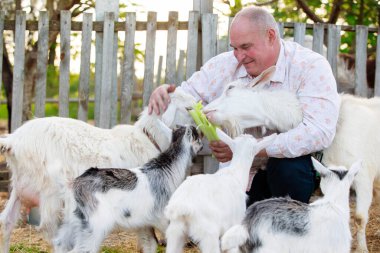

{"left": 235, "top": 50, "right": 246, "bottom": 63}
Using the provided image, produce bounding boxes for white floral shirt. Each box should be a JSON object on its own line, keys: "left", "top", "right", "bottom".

{"left": 179, "top": 39, "right": 340, "bottom": 158}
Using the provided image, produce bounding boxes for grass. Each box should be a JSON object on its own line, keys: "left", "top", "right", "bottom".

{"left": 10, "top": 244, "right": 48, "bottom": 253}
{"left": 9, "top": 244, "right": 182, "bottom": 253}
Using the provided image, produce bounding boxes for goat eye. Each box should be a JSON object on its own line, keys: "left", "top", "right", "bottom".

{"left": 228, "top": 86, "right": 235, "bottom": 90}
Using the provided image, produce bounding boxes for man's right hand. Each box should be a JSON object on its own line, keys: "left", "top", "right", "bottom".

{"left": 148, "top": 84, "right": 176, "bottom": 115}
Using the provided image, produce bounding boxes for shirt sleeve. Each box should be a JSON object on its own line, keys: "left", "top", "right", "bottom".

{"left": 266, "top": 57, "right": 341, "bottom": 158}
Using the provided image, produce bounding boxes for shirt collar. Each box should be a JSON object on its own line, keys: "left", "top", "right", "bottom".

{"left": 271, "top": 40, "right": 286, "bottom": 83}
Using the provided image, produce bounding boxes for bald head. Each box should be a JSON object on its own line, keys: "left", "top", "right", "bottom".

{"left": 232, "top": 7, "right": 280, "bottom": 38}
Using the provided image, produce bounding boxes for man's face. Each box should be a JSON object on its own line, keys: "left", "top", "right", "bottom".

{"left": 230, "top": 17, "right": 276, "bottom": 77}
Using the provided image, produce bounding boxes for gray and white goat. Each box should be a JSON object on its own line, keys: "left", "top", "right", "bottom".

{"left": 221, "top": 158, "right": 362, "bottom": 253}
{"left": 0, "top": 88, "right": 196, "bottom": 253}
{"left": 53, "top": 125, "right": 203, "bottom": 253}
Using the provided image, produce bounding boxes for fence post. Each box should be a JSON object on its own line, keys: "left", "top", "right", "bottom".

{"left": 193, "top": 0, "right": 213, "bottom": 70}
{"left": 142, "top": 12, "right": 157, "bottom": 107}
{"left": 77, "top": 13, "right": 93, "bottom": 122}
{"left": 185, "top": 11, "right": 199, "bottom": 79}
{"left": 327, "top": 24, "right": 341, "bottom": 80}
{"left": 120, "top": 12, "right": 136, "bottom": 124}
{"left": 201, "top": 13, "right": 218, "bottom": 64}
{"left": 165, "top": 11, "right": 178, "bottom": 85}
{"left": 35, "top": 11, "right": 49, "bottom": 118}
{"left": 94, "top": 0, "right": 119, "bottom": 127}
{"left": 355, "top": 25, "right": 368, "bottom": 97}
{"left": 0, "top": 12, "right": 4, "bottom": 104}
{"left": 312, "top": 23, "right": 324, "bottom": 56}
{"left": 11, "top": 11, "right": 26, "bottom": 132}
{"left": 99, "top": 12, "right": 115, "bottom": 128}
{"left": 293, "top": 22, "right": 306, "bottom": 46}
{"left": 58, "top": 11, "right": 71, "bottom": 118}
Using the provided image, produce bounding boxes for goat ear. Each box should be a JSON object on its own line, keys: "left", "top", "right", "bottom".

{"left": 216, "top": 128, "right": 234, "bottom": 148}
{"left": 311, "top": 157, "right": 329, "bottom": 176}
{"left": 249, "top": 66, "right": 276, "bottom": 88}
{"left": 348, "top": 159, "right": 362, "bottom": 177}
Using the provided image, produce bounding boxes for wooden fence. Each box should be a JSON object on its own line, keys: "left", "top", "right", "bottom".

{"left": 0, "top": 9, "right": 379, "bottom": 189}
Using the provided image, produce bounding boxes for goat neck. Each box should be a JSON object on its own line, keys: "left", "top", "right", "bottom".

{"left": 225, "top": 137, "right": 259, "bottom": 191}
{"left": 135, "top": 109, "right": 172, "bottom": 152}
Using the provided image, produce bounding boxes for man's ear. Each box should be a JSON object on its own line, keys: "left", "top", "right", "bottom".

{"left": 267, "top": 28, "right": 277, "bottom": 45}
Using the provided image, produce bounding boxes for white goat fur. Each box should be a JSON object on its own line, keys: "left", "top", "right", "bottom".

{"left": 165, "top": 129, "right": 276, "bottom": 253}
{"left": 203, "top": 67, "right": 303, "bottom": 137}
{"left": 221, "top": 158, "right": 362, "bottom": 253}
{"left": 206, "top": 81, "right": 380, "bottom": 253}
{"left": 0, "top": 88, "right": 196, "bottom": 253}
{"left": 322, "top": 94, "right": 380, "bottom": 253}
{"left": 54, "top": 126, "right": 203, "bottom": 253}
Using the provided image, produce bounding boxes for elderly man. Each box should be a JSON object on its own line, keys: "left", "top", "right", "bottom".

{"left": 148, "top": 6, "right": 340, "bottom": 205}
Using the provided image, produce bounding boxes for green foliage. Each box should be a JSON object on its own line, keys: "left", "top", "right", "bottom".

{"left": 221, "top": 0, "right": 379, "bottom": 55}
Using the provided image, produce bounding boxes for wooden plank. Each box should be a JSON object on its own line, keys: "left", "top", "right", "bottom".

{"left": 155, "top": 55, "right": 163, "bottom": 88}
{"left": 99, "top": 12, "right": 115, "bottom": 128}
{"left": 227, "top": 16, "right": 233, "bottom": 51}
{"left": 375, "top": 28, "right": 380, "bottom": 97}
{"left": 165, "top": 11, "right": 178, "bottom": 84}
{"left": 93, "top": 0, "right": 119, "bottom": 126}
{"left": 142, "top": 12, "right": 157, "bottom": 107}
{"left": 277, "top": 22, "right": 284, "bottom": 39}
{"left": 354, "top": 25, "right": 368, "bottom": 97}
{"left": 94, "top": 32, "right": 102, "bottom": 126}
{"left": 0, "top": 12, "right": 4, "bottom": 104}
{"left": 176, "top": 50, "right": 185, "bottom": 85}
{"left": 293, "top": 22, "right": 306, "bottom": 46}
{"left": 11, "top": 11, "right": 26, "bottom": 132}
{"left": 120, "top": 12, "right": 136, "bottom": 124}
{"left": 201, "top": 13, "right": 218, "bottom": 64}
{"left": 312, "top": 23, "right": 324, "bottom": 56}
{"left": 34, "top": 11, "right": 49, "bottom": 118}
{"left": 327, "top": 24, "right": 341, "bottom": 80}
{"left": 3, "top": 20, "right": 379, "bottom": 33}
{"left": 58, "top": 10, "right": 71, "bottom": 118}
{"left": 77, "top": 13, "right": 93, "bottom": 122}
{"left": 110, "top": 29, "right": 119, "bottom": 127}
{"left": 186, "top": 11, "right": 199, "bottom": 79}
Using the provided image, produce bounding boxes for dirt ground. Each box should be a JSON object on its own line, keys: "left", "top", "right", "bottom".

{"left": 0, "top": 192, "right": 378, "bottom": 252}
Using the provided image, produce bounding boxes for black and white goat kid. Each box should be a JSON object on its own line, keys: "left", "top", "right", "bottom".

{"left": 53, "top": 125, "right": 203, "bottom": 253}
{"left": 221, "top": 158, "right": 362, "bottom": 253}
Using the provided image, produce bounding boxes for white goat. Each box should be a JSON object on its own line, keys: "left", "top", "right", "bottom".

{"left": 204, "top": 79, "right": 380, "bottom": 252}
{"left": 0, "top": 88, "right": 196, "bottom": 253}
{"left": 164, "top": 129, "right": 276, "bottom": 253}
{"left": 221, "top": 158, "right": 362, "bottom": 253}
{"left": 322, "top": 94, "right": 380, "bottom": 253}
{"left": 53, "top": 125, "right": 203, "bottom": 253}
{"left": 203, "top": 67, "right": 302, "bottom": 137}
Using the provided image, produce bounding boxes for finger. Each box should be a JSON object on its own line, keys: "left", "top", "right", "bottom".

{"left": 156, "top": 95, "right": 168, "bottom": 114}
{"left": 148, "top": 103, "right": 153, "bottom": 115}
{"left": 167, "top": 84, "right": 176, "bottom": 93}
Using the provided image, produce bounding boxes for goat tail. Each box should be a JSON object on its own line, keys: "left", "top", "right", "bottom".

{"left": 164, "top": 202, "right": 195, "bottom": 222}
{"left": 0, "top": 135, "right": 11, "bottom": 155}
{"left": 221, "top": 224, "right": 249, "bottom": 252}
